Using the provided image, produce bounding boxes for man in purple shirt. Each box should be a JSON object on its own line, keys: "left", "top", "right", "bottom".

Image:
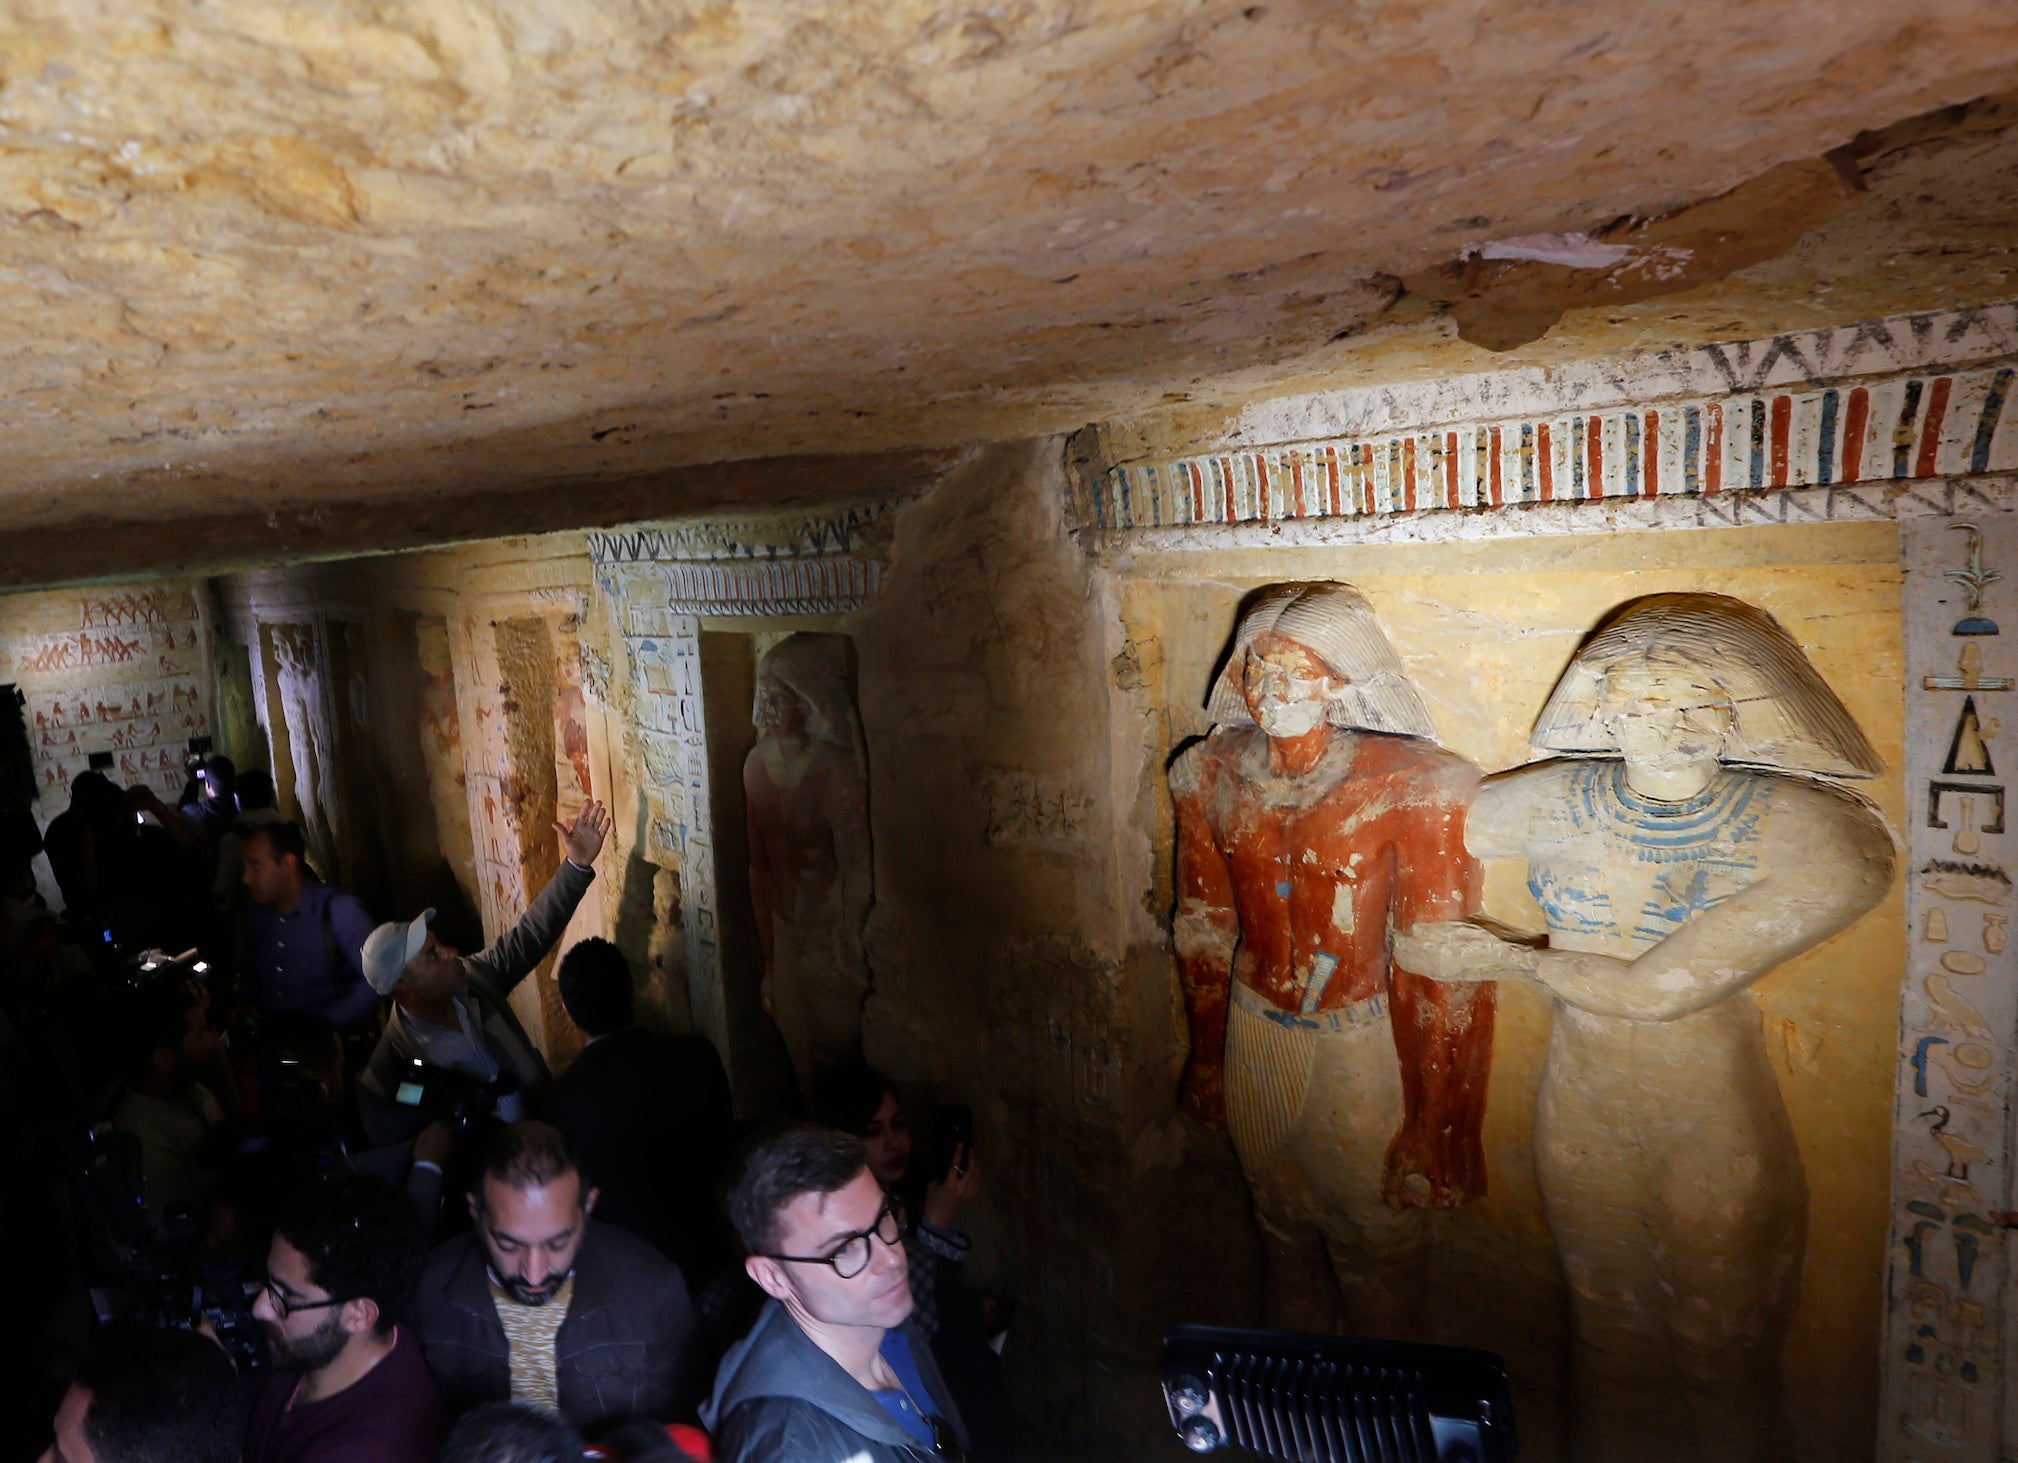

{"left": 241, "top": 822, "right": 379, "bottom": 1030}
{"left": 247, "top": 1172, "right": 444, "bottom": 1463}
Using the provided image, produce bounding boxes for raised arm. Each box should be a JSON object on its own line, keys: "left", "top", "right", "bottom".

{"left": 467, "top": 800, "right": 609, "bottom": 996}
{"left": 1172, "top": 750, "right": 1239, "bottom": 1129}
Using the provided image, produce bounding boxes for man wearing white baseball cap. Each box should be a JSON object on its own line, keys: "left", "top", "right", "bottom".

{"left": 357, "top": 800, "right": 613, "bottom": 1147}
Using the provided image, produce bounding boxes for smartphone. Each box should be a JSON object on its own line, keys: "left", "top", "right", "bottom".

{"left": 938, "top": 1104, "right": 974, "bottom": 1176}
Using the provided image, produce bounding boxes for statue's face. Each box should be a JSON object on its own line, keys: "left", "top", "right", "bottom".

{"left": 1601, "top": 662, "right": 1733, "bottom": 774}
{"left": 755, "top": 674, "right": 810, "bottom": 738}
{"left": 1243, "top": 634, "right": 1340, "bottom": 739}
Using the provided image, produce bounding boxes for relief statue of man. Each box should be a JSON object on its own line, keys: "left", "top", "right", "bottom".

{"left": 744, "top": 633, "right": 873, "bottom": 1098}
{"left": 1171, "top": 582, "right": 1496, "bottom": 1335}
{"left": 1397, "top": 593, "right": 1895, "bottom": 1463}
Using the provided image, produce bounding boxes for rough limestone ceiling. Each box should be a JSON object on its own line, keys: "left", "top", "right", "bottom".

{"left": 4, "top": 0, "right": 2018, "bottom": 583}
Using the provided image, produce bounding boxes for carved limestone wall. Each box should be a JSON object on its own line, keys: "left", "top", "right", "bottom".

{"left": 0, "top": 579, "right": 213, "bottom": 817}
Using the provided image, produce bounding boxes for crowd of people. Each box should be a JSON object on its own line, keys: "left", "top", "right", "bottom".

{"left": 1, "top": 758, "right": 1007, "bottom": 1463}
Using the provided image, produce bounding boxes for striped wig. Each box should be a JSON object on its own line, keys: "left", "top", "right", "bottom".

{"left": 1205, "top": 581, "right": 1438, "bottom": 740}
{"left": 1530, "top": 593, "right": 1882, "bottom": 778}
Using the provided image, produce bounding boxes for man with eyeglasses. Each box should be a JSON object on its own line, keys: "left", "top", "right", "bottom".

{"left": 246, "top": 1172, "right": 444, "bottom": 1463}
{"left": 706, "top": 1123, "right": 971, "bottom": 1463}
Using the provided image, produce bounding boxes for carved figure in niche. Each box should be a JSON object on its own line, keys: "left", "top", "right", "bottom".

{"left": 1170, "top": 582, "right": 1495, "bottom": 1336}
{"left": 744, "top": 633, "right": 873, "bottom": 1099}
{"left": 1396, "top": 594, "right": 1894, "bottom": 1463}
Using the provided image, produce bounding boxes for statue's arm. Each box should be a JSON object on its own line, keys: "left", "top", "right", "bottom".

{"left": 743, "top": 756, "right": 778, "bottom": 986}
{"left": 1385, "top": 777, "right": 1495, "bottom": 1207}
{"left": 1535, "top": 784, "right": 1895, "bottom": 1022}
{"left": 1172, "top": 758, "right": 1238, "bottom": 1130}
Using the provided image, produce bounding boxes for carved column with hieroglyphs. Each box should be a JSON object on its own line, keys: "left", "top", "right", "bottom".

{"left": 1883, "top": 504, "right": 2018, "bottom": 1463}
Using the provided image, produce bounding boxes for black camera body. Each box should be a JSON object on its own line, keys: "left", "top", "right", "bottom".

{"left": 94, "top": 1228, "right": 267, "bottom": 1378}
{"left": 69, "top": 1129, "right": 266, "bottom": 1377}
{"left": 390, "top": 1057, "right": 517, "bottom": 1131}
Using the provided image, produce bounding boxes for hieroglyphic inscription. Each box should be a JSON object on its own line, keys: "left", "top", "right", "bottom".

{"left": 627, "top": 616, "right": 726, "bottom": 1046}
{"left": 1883, "top": 511, "right": 2018, "bottom": 1462}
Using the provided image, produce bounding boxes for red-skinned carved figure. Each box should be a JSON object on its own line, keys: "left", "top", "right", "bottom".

{"left": 1171, "top": 582, "right": 1495, "bottom": 1334}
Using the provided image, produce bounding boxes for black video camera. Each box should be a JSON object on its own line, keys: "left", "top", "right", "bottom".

{"left": 70, "top": 1128, "right": 266, "bottom": 1377}
{"left": 92, "top": 1203, "right": 267, "bottom": 1378}
{"left": 390, "top": 1057, "right": 518, "bottom": 1132}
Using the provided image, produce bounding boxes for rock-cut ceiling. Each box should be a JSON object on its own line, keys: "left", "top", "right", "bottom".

{"left": 4, "top": 0, "right": 2018, "bottom": 583}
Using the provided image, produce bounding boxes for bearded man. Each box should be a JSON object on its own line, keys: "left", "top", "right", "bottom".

{"left": 1170, "top": 581, "right": 1496, "bottom": 1334}
{"left": 246, "top": 1173, "right": 444, "bottom": 1463}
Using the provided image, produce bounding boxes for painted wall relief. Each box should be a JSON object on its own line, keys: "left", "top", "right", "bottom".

{"left": 1398, "top": 594, "right": 1894, "bottom": 1463}
{"left": 1879, "top": 514, "right": 2018, "bottom": 1463}
{"left": 10, "top": 583, "right": 208, "bottom": 809}
{"left": 1169, "top": 582, "right": 1495, "bottom": 1335}
{"left": 744, "top": 632, "right": 872, "bottom": 1098}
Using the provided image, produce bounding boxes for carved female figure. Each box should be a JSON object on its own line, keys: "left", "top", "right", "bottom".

{"left": 744, "top": 633, "right": 873, "bottom": 1098}
{"left": 1172, "top": 582, "right": 1495, "bottom": 1335}
{"left": 1398, "top": 594, "right": 1894, "bottom": 1463}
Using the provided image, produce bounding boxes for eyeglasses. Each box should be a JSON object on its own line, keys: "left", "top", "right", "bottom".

{"left": 762, "top": 1198, "right": 908, "bottom": 1280}
{"left": 260, "top": 1276, "right": 349, "bottom": 1320}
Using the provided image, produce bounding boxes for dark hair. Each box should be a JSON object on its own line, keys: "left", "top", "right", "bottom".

{"left": 724, "top": 1122, "right": 868, "bottom": 1255}
{"left": 199, "top": 755, "right": 236, "bottom": 795}
{"left": 438, "top": 1402, "right": 585, "bottom": 1463}
{"left": 237, "top": 768, "right": 277, "bottom": 811}
{"left": 243, "top": 819, "right": 305, "bottom": 865}
{"left": 557, "top": 937, "right": 635, "bottom": 1036}
{"left": 813, "top": 1062, "right": 899, "bottom": 1138}
{"left": 72, "top": 1324, "right": 245, "bottom": 1463}
{"left": 115, "top": 979, "right": 202, "bottom": 1081}
{"left": 273, "top": 1173, "right": 424, "bottom": 1335}
{"left": 479, "top": 1121, "right": 580, "bottom": 1202}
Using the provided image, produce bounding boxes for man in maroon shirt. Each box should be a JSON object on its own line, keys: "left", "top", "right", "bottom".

{"left": 247, "top": 1173, "right": 445, "bottom": 1463}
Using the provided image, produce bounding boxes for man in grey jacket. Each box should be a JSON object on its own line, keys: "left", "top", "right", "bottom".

{"left": 357, "top": 799, "right": 611, "bottom": 1147}
{"left": 706, "top": 1124, "right": 969, "bottom": 1463}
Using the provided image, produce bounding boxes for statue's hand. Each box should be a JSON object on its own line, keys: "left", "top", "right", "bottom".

{"left": 1381, "top": 1125, "right": 1478, "bottom": 1209}
{"left": 1179, "top": 1062, "right": 1226, "bottom": 1132}
{"left": 1394, "top": 920, "right": 1541, "bottom": 984}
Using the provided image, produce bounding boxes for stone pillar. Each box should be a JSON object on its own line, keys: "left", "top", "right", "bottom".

{"left": 1882, "top": 506, "right": 2018, "bottom": 1462}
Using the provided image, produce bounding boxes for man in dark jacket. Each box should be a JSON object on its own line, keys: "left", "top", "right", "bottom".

{"left": 704, "top": 1124, "right": 968, "bottom": 1463}
{"left": 405, "top": 1122, "right": 697, "bottom": 1435}
{"left": 543, "top": 938, "right": 733, "bottom": 1285}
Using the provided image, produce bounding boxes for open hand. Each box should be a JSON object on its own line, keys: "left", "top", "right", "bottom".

{"left": 556, "top": 799, "right": 612, "bottom": 866}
